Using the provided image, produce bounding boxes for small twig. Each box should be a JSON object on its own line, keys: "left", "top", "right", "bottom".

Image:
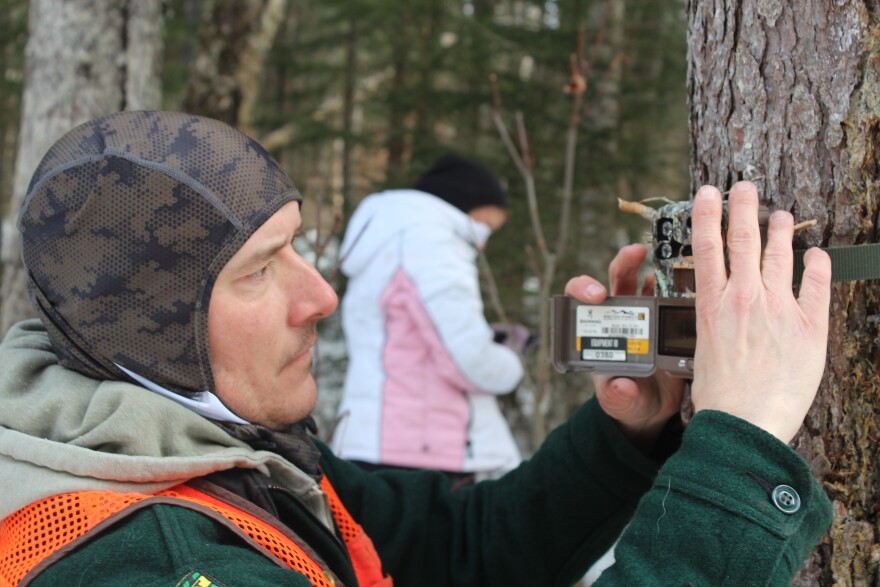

{"left": 582, "top": 0, "right": 612, "bottom": 78}
{"left": 618, "top": 198, "right": 657, "bottom": 220}
{"left": 477, "top": 250, "right": 511, "bottom": 325}
{"left": 326, "top": 217, "right": 372, "bottom": 282}
{"left": 563, "top": 53, "right": 587, "bottom": 95}
{"left": 555, "top": 49, "right": 585, "bottom": 267}
{"left": 794, "top": 219, "right": 817, "bottom": 234}
{"left": 637, "top": 196, "right": 677, "bottom": 205}
{"left": 477, "top": 250, "right": 538, "bottom": 390}
{"left": 515, "top": 112, "right": 533, "bottom": 171}
{"left": 490, "top": 72, "right": 502, "bottom": 112}
{"left": 490, "top": 75, "right": 529, "bottom": 179}
{"left": 524, "top": 243, "right": 544, "bottom": 289}
{"left": 317, "top": 210, "right": 342, "bottom": 252}
{"left": 576, "top": 27, "right": 586, "bottom": 72}
{"left": 514, "top": 114, "right": 547, "bottom": 256}
{"left": 312, "top": 198, "right": 325, "bottom": 258}
{"left": 582, "top": 53, "right": 625, "bottom": 122}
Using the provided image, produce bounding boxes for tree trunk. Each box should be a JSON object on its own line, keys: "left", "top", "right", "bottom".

{"left": 181, "top": 0, "right": 288, "bottom": 132}
{"left": 0, "top": 1, "right": 26, "bottom": 235}
{"left": 341, "top": 18, "right": 358, "bottom": 219}
{"left": 0, "top": 0, "right": 163, "bottom": 336}
{"left": 384, "top": 0, "right": 414, "bottom": 184}
{"left": 687, "top": 1, "right": 879, "bottom": 584}
{"left": 410, "top": 0, "right": 441, "bottom": 165}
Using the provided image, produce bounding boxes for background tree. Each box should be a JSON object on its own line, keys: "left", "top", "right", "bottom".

{"left": 0, "top": 0, "right": 26, "bottom": 227}
{"left": 687, "top": 1, "right": 879, "bottom": 584}
{"left": 0, "top": 0, "right": 163, "bottom": 333}
{"left": 180, "top": 0, "right": 289, "bottom": 131}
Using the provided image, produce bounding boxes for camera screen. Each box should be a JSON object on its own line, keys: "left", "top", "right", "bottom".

{"left": 658, "top": 305, "right": 696, "bottom": 357}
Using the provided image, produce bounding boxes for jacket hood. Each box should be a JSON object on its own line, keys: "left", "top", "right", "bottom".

{"left": 339, "top": 189, "right": 489, "bottom": 278}
{"left": 0, "top": 320, "right": 330, "bottom": 527}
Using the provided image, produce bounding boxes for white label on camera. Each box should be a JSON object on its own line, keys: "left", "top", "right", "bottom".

{"left": 576, "top": 305, "right": 650, "bottom": 339}
{"left": 582, "top": 349, "right": 627, "bottom": 361}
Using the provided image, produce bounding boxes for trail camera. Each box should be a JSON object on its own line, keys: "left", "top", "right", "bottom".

{"left": 551, "top": 200, "right": 757, "bottom": 379}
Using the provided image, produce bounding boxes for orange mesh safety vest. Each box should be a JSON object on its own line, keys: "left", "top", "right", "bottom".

{"left": 0, "top": 477, "right": 391, "bottom": 587}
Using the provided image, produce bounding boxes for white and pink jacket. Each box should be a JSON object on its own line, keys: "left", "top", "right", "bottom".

{"left": 331, "top": 190, "right": 523, "bottom": 475}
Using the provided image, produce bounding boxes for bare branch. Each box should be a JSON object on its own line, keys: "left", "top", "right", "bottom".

{"left": 515, "top": 112, "right": 533, "bottom": 171}
{"left": 618, "top": 198, "right": 658, "bottom": 220}
{"left": 554, "top": 49, "right": 587, "bottom": 266}
{"left": 477, "top": 250, "right": 540, "bottom": 395}
{"left": 583, "top": 0, "right": 612, "bottom": 78}
{"left": 260, "top": 122, "right": 297, "bottom": 152}
{"left": 478, "top": 249, "right": 512, "bottom": 326}
{"left": 318, "top": 210, "right": 342, "bottom": 251}
{"left": 326, "top": 217, "right": 372, "bottom": 282}
{"left": 490, "top": 88, "right": 529, "bottom": 177}
{"left": 489, "top": 79, "right": 548, "bottom": 257}
{"left": 490, "top": 73, "right": 502, "bottom": 112}
{"left": 794, "top": 219, "right": 817, "bottom": 233}
{"left": 524, "top": 243, "right": 544, "bottom": 289}
{"left": 582, "top": 53, "right": 625, "bottom": 122}
{"left": 563, "top": 53, "right": 587, "bottom": 96}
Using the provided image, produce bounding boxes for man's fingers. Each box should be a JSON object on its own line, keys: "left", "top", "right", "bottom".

{"left": 608, "top": 244, "right": 648, "bottom": 296}
{"left": 591, "top": 374, "right": 644, "bottom": 423}
{"left": 725, "top": 182, "right": 762, "bottom": 283}
{"left": 691, "top": 186, "right": 726, "bottom": 299}
{"left": 564, "top": 275, "right": 608, "bottom": 303}
{"left": 797, "top": 247, "right": 832, "bottom": 323}
{"left": 641, "top": 272, "right": 656, "bottom": 297}
{"left": 761, "top": 211, "right": 795, "bottom": 293}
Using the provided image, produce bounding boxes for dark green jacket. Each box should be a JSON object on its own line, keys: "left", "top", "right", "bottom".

{"left": 0, "top": 321, "right": 831, "bottom": 586}
{"left": 29, "top": 400, "right": 831, "bottom": 587}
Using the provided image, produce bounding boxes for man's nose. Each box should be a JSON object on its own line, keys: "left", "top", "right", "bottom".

{"left": 288, "top": 255, "right": 338, "bottom": 323}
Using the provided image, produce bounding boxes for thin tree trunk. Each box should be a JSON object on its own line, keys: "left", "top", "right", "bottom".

{"left": 182, "top": 0, "right": 288, "bottom": 131}
{"left": 0, "top": 0, "right": 163, "bottom": 336}
{"left": 687, "top": 1, "right": 878, "bottom": 584}
{"left": 411, "top": 0, "right": 440, "bottom": 164}
{"left": 341, "top": 18, "right": 358, "bottom": 219}
{"left": 385, "top": 1, "right": 413, "bottom": 184}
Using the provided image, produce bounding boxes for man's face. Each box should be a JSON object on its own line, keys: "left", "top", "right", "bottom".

{"left": 208, "top": 201, "right": 338, "bottom": 429}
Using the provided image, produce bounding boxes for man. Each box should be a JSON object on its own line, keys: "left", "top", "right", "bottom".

{"left": 0, "top": 111, "right": 832, "bottom": 586}
{"left": 331, "top": 154, "right": 523, "bottom": 481}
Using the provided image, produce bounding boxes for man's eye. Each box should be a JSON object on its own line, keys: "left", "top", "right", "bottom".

{"left": 249, "top": 266, "right": 269, "bottom": 279}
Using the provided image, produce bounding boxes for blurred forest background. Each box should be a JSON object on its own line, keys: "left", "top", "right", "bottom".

{"left": 0, "top": 0, "right": 690, "bottom": 452}
{"left": 2, "top": 2, "right": 878, "bottom": 583}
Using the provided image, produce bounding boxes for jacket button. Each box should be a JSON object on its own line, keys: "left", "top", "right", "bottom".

{"left": 771, "top": 485, "right": 801, "bottom": 514}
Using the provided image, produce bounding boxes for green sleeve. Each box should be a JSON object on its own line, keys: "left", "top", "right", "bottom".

{"left": 594, "top": 410, "right": 833, "bottom": 586}
{"left": 30, "top": 504, "right": 317, "bottom": 586}
{"left": 319, "top": 397, "right": 662, "bottom": 587}
{"left": 322, "top": 400, "right": 832, "bottom": 587}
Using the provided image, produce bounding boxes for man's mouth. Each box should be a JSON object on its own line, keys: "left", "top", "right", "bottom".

{"left": 281, "top": 335, "right": 317, "bottom": 371}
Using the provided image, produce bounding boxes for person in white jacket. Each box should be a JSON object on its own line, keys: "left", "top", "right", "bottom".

{"left": 331, "top": 154, "right": 524, "bottom": 481}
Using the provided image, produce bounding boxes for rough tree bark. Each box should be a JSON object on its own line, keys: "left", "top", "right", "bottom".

{"left": 687, "top": 1, "right": 879, "bottom": 584}
{"left": 181, "top": 0, "right": 288, "bottom": 132}
{"left": 0, "top": 0, "right": 163, "bottom": 336}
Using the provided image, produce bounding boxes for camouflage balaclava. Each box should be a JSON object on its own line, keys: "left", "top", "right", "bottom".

{"left": 19, "top": 111, "right": 302, "bottom": 405}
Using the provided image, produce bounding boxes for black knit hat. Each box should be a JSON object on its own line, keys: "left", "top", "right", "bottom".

{"left": 413, "top": 153, "right": 508, "bottom": 213}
